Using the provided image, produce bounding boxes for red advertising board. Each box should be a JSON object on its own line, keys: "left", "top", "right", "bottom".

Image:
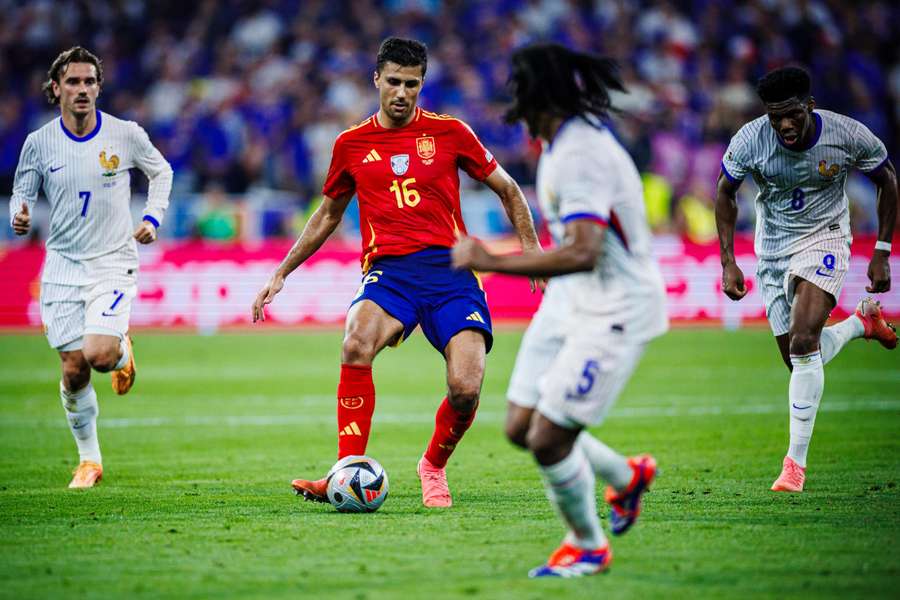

{"left": 1, "top": 236, "right": 898, "bottom": 330}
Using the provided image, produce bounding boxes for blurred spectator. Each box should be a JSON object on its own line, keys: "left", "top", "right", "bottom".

{"left": 0, "top": 0, "right": 896, "bottom": 241}
{"left": 194, "top": 182, "right": 240, "bottom": 240}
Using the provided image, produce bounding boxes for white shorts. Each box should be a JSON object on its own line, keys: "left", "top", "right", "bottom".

{"left": 756, "top": 238, "right": 850, "bottom": 336}
{"left": 508, "top": 307, "right": 646, "bottom": 429}
{"left": 40, "top": 275, "right": 137, "bottom": 351}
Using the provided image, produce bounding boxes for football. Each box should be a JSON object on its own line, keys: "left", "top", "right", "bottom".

{"left": 326, "top": 455, "right": 389, "bottom": 513}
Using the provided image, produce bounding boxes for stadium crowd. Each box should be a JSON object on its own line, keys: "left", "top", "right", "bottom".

{"left": 1, "top": 0, "right": 897, "bottom": 240}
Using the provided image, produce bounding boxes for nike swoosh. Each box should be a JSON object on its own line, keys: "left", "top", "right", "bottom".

{"left": 814, "top": 269, "right": 834, "bottom": 278}
{"left": 792, "top": 403, "right": 812, "bottom": 410}
{"left": 49, "top": 165, "right": 65, "bottom": 173}
{"left": 101, "top": 311, "right": 116, "bottom": 317}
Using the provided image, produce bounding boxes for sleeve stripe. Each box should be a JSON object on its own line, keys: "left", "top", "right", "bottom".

{"left": 561, "top": 212, "right": 609, "bottom": 226}
{"left": 143, "top": 215, "right": 160, "bottom": 228}
{"left": 720, "top": 161, "right": 742, "bottom": 183}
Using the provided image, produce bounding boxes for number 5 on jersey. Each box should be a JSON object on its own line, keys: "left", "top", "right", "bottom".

{"left": 390, "top": 178, "right": 420, "bottom": 208}
{"left": 79, "top": 191, "right": 92, "bottom": 217}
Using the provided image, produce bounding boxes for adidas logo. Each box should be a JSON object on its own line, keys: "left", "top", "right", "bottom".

{"left": 465, "top": 311, "right": 485, "bottom": 324}
{"left": 339, "top": 421, "right": 363, "bottom": 436}
{"left": 362, "top": 149, "right": 382, "bottom": 163}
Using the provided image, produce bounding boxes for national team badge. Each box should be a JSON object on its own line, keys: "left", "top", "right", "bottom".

{"left": 99, "top": 151, "right": 119, "bottom": 177}
{"left": 818, "top": 160, "right": 839, "bottom": 178}
{"left": 416, "top": 136, "right": 436, "bottom": 159}
{"left": 391, "top": 154, "right": 410, "bottom": 176}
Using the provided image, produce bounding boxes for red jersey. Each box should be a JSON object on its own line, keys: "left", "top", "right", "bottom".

{"left": 322, "top": 107, "right": 498, "bottom": 270}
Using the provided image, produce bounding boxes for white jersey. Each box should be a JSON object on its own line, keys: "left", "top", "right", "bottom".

{"left": 537, "top": 118, "right": 668, "bottom": 342}
{"left": 721, "top": 109, "right": 887, "bottom": 259}
{"left": 10, "top": 110, "right": 173, "bottom": 285}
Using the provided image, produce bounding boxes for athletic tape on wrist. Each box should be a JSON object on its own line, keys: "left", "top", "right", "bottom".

{"left": 874, "top": 240, "right": 892, "bottom": 253}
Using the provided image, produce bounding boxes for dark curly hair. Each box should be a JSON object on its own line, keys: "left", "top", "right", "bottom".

{"left": 505, "top": 43, "right": 625, "bottom": 129}
{"left": 43, "top": 46, "right": 103, "bottom": 105}
{"left": 376, "top": 37, "right": 427, "bottom": 76}
{"left": 756, "top": 66, "right": 811, "bottom": 104}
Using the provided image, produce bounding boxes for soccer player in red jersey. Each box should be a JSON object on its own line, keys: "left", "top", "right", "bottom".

{"left": 251, "top": 37, "right": 541, "bottom": 508}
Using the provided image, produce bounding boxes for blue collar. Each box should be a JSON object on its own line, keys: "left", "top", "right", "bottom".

{"left": 776, "top": 111, "right": 821, "bottom": 152}
{"left": 60, "top": 110, "right": 102, "bottom": 142}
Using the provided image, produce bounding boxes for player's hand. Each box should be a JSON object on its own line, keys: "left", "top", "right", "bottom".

{"left": 721, "top": 261, "right": 748, "bottom": 301}
{"left": 866, "top": 252, "right": 891, "bottom": 293}
{"left": 133, "top": 221, "right": 157, "bottom": 244}
{"left": 452, "top": 236, "right": 494, "bottom": 271}
{"left": 252, "top": 273, "right": 285, "bottom": 323}
{"left": 12, "top": 203, "right": 30, "bottom": 236}
{"left": 523, "top": 243, "right": 547, "bottom": 293}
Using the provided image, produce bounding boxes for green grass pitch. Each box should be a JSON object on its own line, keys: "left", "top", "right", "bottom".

{"left": 0, "top": 328, "right": 898, "bottom": 599}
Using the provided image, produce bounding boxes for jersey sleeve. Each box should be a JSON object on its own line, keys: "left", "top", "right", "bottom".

{"left": 130, "top": 122, "right": 173, "bottom": 228}
{"left": 852, "top": 121, "right": 889, "bottom": 173}
{"left": 454, "top": 121, "right": 498, "bottom": 181}
{"left": 721, "top": 129, "right": 753, "bottom": 183}
{"left": 556, "top": 150, "right": 614, "bottom": 224}
{"left": 10, "top": 134, "right": 41, "bottom": 226}
{"left": 322, "top": 134, "right": 355, "bottom": 199}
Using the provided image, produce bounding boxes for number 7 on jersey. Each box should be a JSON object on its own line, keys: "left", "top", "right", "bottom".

{"left": 79, "top": 191, "right": 91, "bottom": 217}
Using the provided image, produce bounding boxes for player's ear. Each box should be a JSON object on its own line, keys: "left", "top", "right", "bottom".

{"left": 52, "top": 81, "right": 61, "bottom": 101}
{"left": 373, "top": 70, "right": 380, "bottom": 88}
{"left": 807, "top": 97, "right": 816, "bottom": 112}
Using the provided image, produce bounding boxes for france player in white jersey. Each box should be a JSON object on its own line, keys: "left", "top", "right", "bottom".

{"left": 453, "top": 44, "right": 667, "bottom": 578}
{"left": 9, "top": 47, "right": 173, "bottom": 489}
{"left": 716, "top": 67, "right": 898, "bottom": 493}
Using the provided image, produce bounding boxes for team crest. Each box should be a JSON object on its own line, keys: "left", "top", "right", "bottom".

{"left": 416, "top": 136, "right": 436, "bottom": 159}
{"left": 99, "top": 151, "right": 119, "bottom": 177}
{"left": 391, "top": 154, "right": 410, "bottom": 176}
{"left": 817, "top": 160, "right": 839, "bottom": 178}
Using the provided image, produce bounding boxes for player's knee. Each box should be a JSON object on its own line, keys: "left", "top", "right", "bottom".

{"left": 447, "top": 382, "right": 480, "bottom": 413}
{"left": 525, "top": 428, "right": 565, "bottom": 465}
{"left": 504, "top": 420, "right": 529, "bottom": 449}
{"left": 341, "top": 334, "right": 376, "bottom": 365}
{"left": 82, "top": 345, "right": 118, "bottom": 372}
{"left": 789, "top": 332, "right": 819, "bottom": 356}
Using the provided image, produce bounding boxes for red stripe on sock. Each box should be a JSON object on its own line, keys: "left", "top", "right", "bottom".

{"left": 424, "top": 397, "right": 477, "bottom": 468}
{"left": 336, "top": 364, "right": 375, "bottom": 459}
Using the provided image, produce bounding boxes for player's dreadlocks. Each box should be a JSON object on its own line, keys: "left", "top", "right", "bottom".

{"left": 505, "top": 43, "right": 625, "bottom": 134}
{"left": 376, "top": 37, "right": 428, "bottom": 76}
{"left": 43, "top": 46, "right": 104, "bottom": 105}
{"left": 756, "top": 66, "right": 811, "bottom": 104}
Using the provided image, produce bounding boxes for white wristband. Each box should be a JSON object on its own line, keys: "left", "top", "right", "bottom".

{"left": 874, "top": 240, "right": 892, "bottom": 253}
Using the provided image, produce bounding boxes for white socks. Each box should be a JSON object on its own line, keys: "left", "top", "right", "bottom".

{"left": 60, "top": 381, "right": 101, "bottom": 464}
{"left": 576, "top": 431, "right": 632, "bottom": 491}
{"left": 819, "top": 315, "right": 864, "bottom": 365}
{"left": 787, "top": 352, "right": 823, "bottom": 467}
{"left": 113, "top": 337, "right": 129, "bottom": 370}
{"left": 538, "top": 448, "right": 606, "bottom": 549}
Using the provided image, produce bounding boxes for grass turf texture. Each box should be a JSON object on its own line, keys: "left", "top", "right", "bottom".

{"left": 0, "top": 328, "right": 898, "bottom": 599}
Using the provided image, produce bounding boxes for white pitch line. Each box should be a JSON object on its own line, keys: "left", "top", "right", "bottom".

{"left": 0, "top": 398, "right": 897, "bottom": 429}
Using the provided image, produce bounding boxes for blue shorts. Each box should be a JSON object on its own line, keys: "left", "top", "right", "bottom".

{"left": 350, "top": 247, "right": 493, "bottom": 354}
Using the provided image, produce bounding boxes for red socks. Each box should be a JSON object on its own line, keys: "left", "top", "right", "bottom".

{"left": 336, "top": 364, "right": 375, "bottom": 458}
{"left": 424, "top": 396, "right": 477, "bottom": 468}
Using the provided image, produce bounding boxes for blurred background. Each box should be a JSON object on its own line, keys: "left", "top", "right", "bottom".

{"left": 1, "top": 0, "right": 898, "bottom": 328}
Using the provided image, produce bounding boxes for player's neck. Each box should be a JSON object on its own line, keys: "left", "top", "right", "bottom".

{"left": 540, "top": 116, "right": 567, "bottom": 144}
{"left": 61, "top": 109, "right": 97, "bottom": 137}
{"left": 376, "top": 107, "right": 416, "bottom": 129}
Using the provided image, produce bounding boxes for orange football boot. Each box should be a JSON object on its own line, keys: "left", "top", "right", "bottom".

{"left": 111, "top": 335, "right": 136, "bottom": 395}
{"left": 855, "top": 298, "right": 897, "bottom": 350}
{"left": 69, "top": 461, "right": 103, "bottom": 489}
{"left": 417, "top": 455, "right": 452, "bottom": 508}
{"left": 291, "top": 477, "right": 329, "bottom": 503}
{"left": 771, "top": 456, "right": 805, "bottom": 492}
